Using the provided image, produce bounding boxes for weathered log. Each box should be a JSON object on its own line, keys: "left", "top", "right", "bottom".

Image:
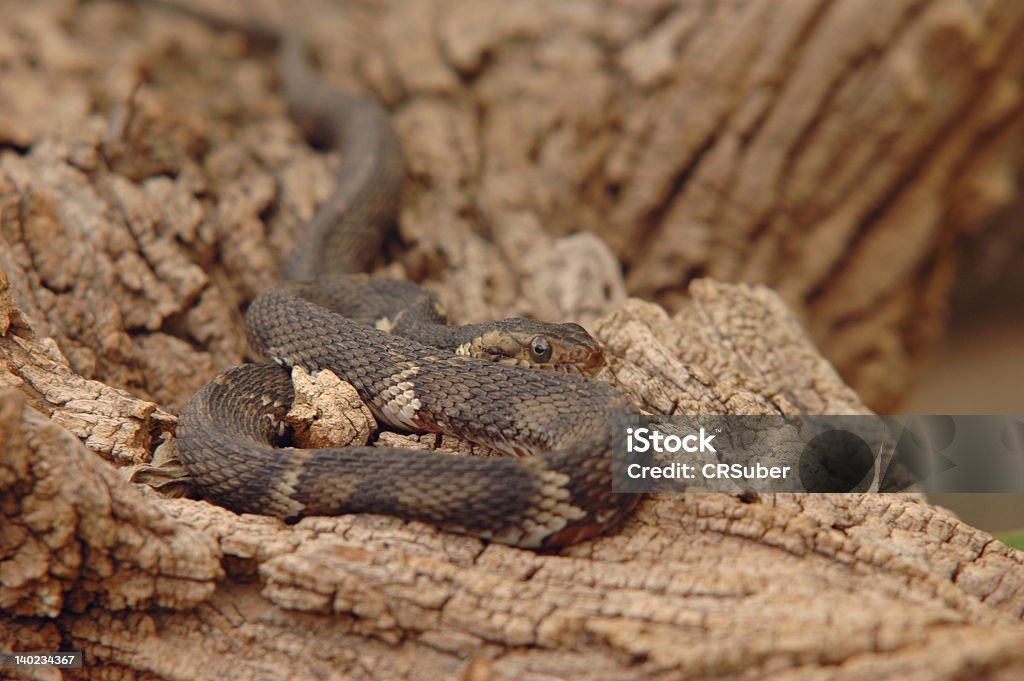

{"left": 2, "top": 0, "right": 1024, "bottom": 678}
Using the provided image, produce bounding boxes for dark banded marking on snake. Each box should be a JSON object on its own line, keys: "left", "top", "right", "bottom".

{"left": 168, "top": 6, "right": 640, "bottom": 548}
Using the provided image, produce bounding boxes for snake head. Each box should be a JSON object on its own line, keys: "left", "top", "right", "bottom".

{"left": 467, "top": 319, "right": 606, "bottom": 376}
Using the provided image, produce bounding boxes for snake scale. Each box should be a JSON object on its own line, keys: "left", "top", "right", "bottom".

{"left": 173, "top": 11, "right": 639, "bottom": 548}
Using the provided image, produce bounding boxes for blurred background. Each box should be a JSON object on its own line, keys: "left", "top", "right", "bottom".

{"left": 907, "top": 199, "right": 1024, "bottom": 532}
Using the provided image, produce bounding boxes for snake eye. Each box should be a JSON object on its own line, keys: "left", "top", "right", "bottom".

{"left": 528, "top": 336, "right": 553, "bottom": 363}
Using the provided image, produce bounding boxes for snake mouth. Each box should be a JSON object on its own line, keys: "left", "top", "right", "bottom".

{"left": 552, "top": 361, "right": 602, "bottom": 377}
{"left": 493, "top": 357, "right": 603, "bottom": 377}
{"left": 551, "top": 343, "right": 605, "bottom": 377}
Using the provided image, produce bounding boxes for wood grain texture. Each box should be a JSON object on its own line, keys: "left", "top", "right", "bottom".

{"left": 2, "top": 0, "right": 1023, "bottom": 678}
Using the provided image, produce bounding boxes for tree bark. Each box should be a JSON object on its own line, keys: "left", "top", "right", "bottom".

{"left": 2, "top": 0, "right": 1024, "bottom": 679}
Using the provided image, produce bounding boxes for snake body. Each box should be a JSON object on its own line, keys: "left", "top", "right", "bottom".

{"left": 175, "top": 16, "right": 638, "bottom": 548}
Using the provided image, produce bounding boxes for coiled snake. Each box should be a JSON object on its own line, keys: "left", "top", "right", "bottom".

{"left": 175, "top": 18, "right": 639, "bottom": 548}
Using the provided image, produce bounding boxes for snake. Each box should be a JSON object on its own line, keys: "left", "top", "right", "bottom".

{"left": 172, "top": 10, "right": 640, "bottom": 548}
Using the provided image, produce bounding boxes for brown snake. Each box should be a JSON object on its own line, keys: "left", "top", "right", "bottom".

{"left": 171, "top": 10, "right": 640, "bottom": 548}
